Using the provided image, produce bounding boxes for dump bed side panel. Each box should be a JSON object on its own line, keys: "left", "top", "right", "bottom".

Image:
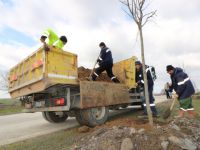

{"left": 80, "top": 81, "right": 130, "bottom": 109}
{"left": 113, "top": 57, "right": 136, "bottom": 89}
{"left": 46, "top": 47, "right": 78, "bottom": 85}
{"left": 9, "top": 48, "right": 44, "bottom": 94}
{"left": 8, "top": 47, "right": 78, "bottom": 98}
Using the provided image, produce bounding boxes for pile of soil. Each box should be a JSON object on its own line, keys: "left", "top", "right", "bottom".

{"left": 73, "top": 118, "right": 200, "bottom": 150}
{"left": 78, "top": 66, "right": 111, "bottom": 82}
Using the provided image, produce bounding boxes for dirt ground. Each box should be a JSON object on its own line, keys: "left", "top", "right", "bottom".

{"left": 73, "top": 117, "right": 200, "bottom": 150}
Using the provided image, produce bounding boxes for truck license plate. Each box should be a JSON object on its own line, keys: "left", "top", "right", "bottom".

{"left": 35, "top": 101, "right": 42, "bottom": 107}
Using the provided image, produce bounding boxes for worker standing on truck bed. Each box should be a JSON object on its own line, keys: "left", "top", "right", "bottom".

{"left": 40, "top": 28, "right": 67, "bottom": 50}
{"left": 91, "top": 42, "right": 120, "bottom": 83}
{"left": 135, "top": 61, "right": 158, "bottom": 117}
{"left": 166, "top": 65, "right": 195, "bottom": 118}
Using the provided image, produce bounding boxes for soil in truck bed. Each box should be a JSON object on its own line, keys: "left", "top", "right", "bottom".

{"left": 78, "top": 66, "right": 112, "bottom": 82}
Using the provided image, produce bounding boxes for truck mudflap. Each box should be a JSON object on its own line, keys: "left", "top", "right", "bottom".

{"left": 79, "top": 81, "right": 130, "bottom": 109}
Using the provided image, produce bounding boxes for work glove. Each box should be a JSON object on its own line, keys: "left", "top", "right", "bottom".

{"left": 97, "top": 59, "right": 100, "bottom": 63}
{"left": 43, "top": 43, "right": 50, "bottom": 51}
{"left": 173, "top": 93, "right": 179, "bottom": 99}
{"left": 136, "top": 81, "right": 142, "bottom": 87}
{"left": 97, "top": 59, "right": 102, "bottom": 65}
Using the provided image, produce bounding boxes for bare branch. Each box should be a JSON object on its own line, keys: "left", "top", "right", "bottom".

{"left": 121, "top": 7, "right": 134, "bottom": 19}
{"left": 142, "top": 11, "right": 154, "bottom": 18}
{"left": 134, "top": 0, "right": 141, "bottom": 22}
{"left": 139, "top": 0, "right": 145, "bottom": 10}
{"left": 142, "top": 10, "right": 156, "bottom": 27}
{"left": 120, "top": 0, "right": 138, "bottom": 23}
{"left": 142, "top": 0, "right": 153, "bottom": 11}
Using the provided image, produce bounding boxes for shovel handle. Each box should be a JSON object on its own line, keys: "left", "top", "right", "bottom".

{"left": 89, "top": 54, "right": 100, "bottom": 78}
{"left": 89, "top": 61, "right": 98, "bottom": 78}
{"left": 170, "top": 97, "right": 176, "bottom": 111}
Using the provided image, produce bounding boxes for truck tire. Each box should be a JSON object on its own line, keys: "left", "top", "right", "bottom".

{"left": 75, "top": 110, "right": 88, "bottom": 125}
{"left": 75, "top": 107, "right": 109, "bottom": 127}
{"left": 42, "top": 111, "right": 68, "bottom": 123}
{"left": 42, "top": 112, "right": 49, "bottom": 121}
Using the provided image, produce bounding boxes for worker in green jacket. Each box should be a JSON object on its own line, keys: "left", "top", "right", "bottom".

{"left": 40, "top": 28, "right": 67, "bottom": 50}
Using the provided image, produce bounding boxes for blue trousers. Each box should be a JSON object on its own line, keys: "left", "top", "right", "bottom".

{"left": 143, "top": 85, "right": 158, "bottom": 116}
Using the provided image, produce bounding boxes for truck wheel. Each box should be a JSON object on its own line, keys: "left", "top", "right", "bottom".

{"left": 75, "top": 107, "right": 109, "bottom": 127}
{"left": 42, "top": 111, "right": 68, "bottom": 123}
{"left": 75, "top": 110, "right": 88, "bottom": 125}
{"left": 42, "top": 112, "right": 49, "bottom": 121}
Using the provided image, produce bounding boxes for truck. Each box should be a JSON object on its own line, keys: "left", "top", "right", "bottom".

{"left": 8, "top": 46, "right": 143, "bottom": 127}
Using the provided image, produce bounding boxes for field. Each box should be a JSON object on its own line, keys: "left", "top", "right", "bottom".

{"left": 0, "top": 99, "right": 22, "bottom": 116}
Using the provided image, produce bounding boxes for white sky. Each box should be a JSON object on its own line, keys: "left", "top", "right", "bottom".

{"left": 0, "top": 0, "right": 200, "bottom": 98}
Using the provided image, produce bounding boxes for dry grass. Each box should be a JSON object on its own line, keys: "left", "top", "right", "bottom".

{"left": 0, "top": 99, "right": 22, "bottom": 116}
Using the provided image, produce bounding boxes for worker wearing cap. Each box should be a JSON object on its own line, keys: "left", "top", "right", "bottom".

{"left": 135, "top": 61, "right": 158, "bottom": 117}
{"left": 40, "top": 28, "right": 67, "bottom": 50}
{"left": 166, "top": 65, "right": 195, "bottom": 118}
{"left": 91, "top": 42, "right": 120, "bottom": 83}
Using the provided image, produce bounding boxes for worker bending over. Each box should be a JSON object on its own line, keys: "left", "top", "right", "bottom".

{"left": 91, "top": 42, "right": 120, "bottom": 83}
{"left": 40, "top": 28, "right": 67, "bottom": 50}
{"left": 166, "top": 65, "right": 195, "bottom": 118}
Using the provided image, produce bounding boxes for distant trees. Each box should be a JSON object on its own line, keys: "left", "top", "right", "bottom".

{"left": 0, "top": 71, "right": 9, "bottom": 91}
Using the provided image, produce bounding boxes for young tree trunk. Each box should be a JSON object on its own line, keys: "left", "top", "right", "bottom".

{"left": 138, "top": 25, "right": 153, "bottom": 126}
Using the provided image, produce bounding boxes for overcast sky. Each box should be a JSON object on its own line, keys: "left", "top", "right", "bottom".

{"left": 0, "top": 0, "right": 200, "bottom": 98}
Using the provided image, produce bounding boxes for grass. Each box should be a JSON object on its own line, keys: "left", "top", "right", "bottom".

{"left": 0, "top": 127, "right": 86, "bottom": 150}
{"left": 0, "top": 98, "right": 200, "bottom": 150}
{"left": 156, "top": 98, "right": 200, "bottom": 123}
{"left": 0, "top": 99, "right": 23, "bottom": 116}
{"left": 193, "top": 99, "right": 200, "bottom": 116}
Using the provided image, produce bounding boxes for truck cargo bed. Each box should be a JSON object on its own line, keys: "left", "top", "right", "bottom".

{"left": 8, "top": 46, "right": 136, "bottom": 98}
{"left": 9, "top": 46, "right": 78, "bottom": 98}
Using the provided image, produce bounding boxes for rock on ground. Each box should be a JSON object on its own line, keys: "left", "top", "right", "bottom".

{"left": 120, "top": 138, "right": 134, "bottom": 150}
{"left": 73, "top": 118, "right": 200, "bottom": 150}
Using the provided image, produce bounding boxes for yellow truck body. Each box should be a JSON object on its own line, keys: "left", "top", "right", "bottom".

{"left": 8, "top": 46, "right": 136, "bottom": 98}
{"left": 9, "top": 46, "right": 78, "bottom": 98}
{"left": 8, "top": 46, "right": 141, "bottom": 127}
{"left": 113, "top": 57, "right": 136, "bottom": 89}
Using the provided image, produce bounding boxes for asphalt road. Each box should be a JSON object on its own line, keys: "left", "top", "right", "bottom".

{"left": 0, "top": 95, "right": 166, "bottom": 146}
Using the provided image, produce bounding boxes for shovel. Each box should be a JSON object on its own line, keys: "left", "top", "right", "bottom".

{"left": 87, "top": 54, "right": 100, "bottom": 80}
{"left": 163, "top": 97, "right": 177, "bottom": 119}
{"left": 89, "top": 61, "right": 98, "bottom": 79}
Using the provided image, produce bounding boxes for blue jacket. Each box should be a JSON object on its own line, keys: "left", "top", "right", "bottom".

{"left": 97, "top": 46, "right": 113, "bottom": 66}
{"left": 135, "top": 65, "right": 154, "bottom": 89}
{"left": 170, "top": 67, "right": 195, "bottom": 100}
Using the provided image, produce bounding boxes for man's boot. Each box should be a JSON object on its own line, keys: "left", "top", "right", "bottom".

{"left": 188, "top": 110, "right": 195, "bottom": 118}
{"left": 111, "top": 77, "right": 120, "bottom": 83}
{"left": 176, "top": 110, "right": 185, "bottom": 118}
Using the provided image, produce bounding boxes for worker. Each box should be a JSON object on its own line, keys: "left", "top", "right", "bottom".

{"left": 164, "top": 82, "right": 171, "bottom": 99}
{"left": 166, "top": 65, "right": 195, "bottom": 118}
{"left": 40, "top": 28, "right": 67, "bottom": 50}
{"left": 91, "top": 42, "right": 120, "bottom": 83}
{"left": 135, "top": 61, "right": 158, "bottom": 117}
